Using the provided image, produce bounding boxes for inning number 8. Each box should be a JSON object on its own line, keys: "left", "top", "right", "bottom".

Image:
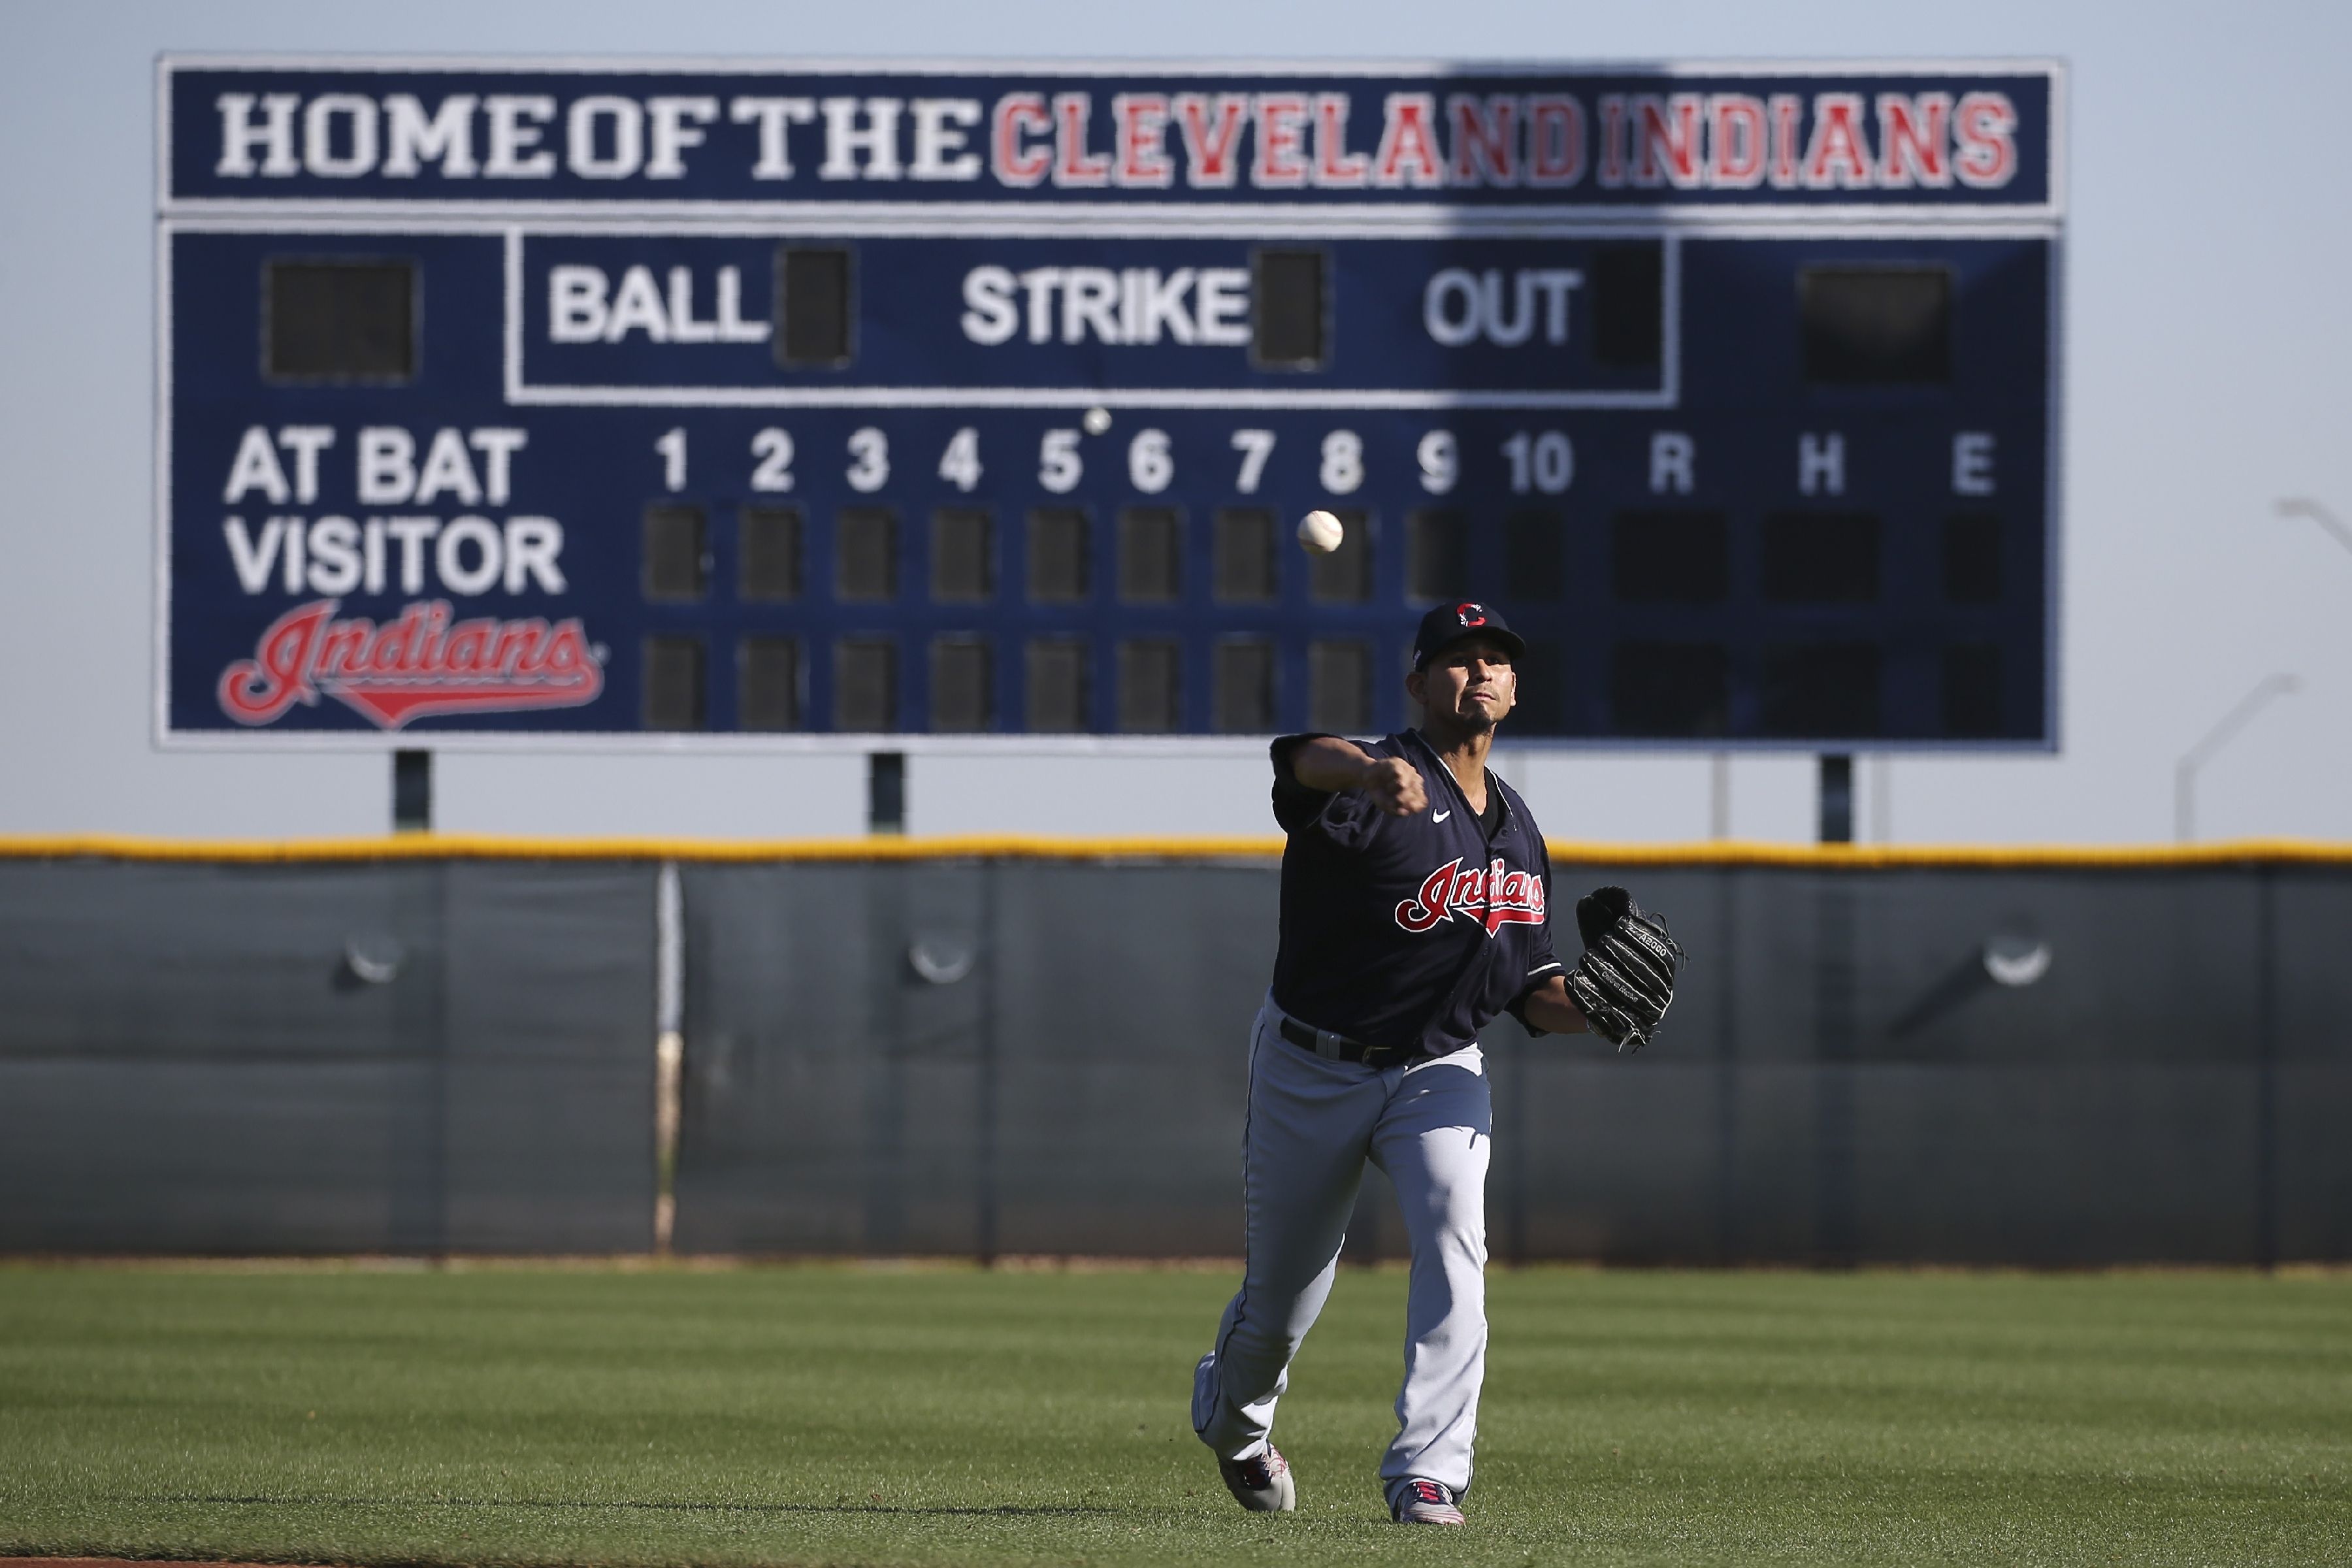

{"left": 1320, "top": 430, "right": 1363, "bottom": 495}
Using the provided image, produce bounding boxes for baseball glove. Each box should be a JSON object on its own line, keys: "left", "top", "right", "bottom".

{"left": 1563, "top": 885, "right": 1687, "bottom": 1053}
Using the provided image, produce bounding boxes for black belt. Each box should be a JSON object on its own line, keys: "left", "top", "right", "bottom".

{"left": 1277, "top": 1013, "right": 1424, "bottom": 1070}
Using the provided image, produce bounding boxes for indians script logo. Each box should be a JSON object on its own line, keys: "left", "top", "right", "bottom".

{"left": 1394, "top": 857, "right": 1546, "bottom": 937}
{"left": 218, "top": 598, "right": 604, "bottom": 729}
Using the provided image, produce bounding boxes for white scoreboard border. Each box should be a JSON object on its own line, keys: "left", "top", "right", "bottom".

{"left": 154, "top": 54, "right": 2066, "bottom": 755}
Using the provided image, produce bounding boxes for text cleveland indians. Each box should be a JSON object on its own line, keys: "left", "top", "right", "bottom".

{"left": 210, "top": 87, "right": 2021, "bottom": 193}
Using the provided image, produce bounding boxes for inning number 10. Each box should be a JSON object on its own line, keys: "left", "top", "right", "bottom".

{"left": 1502, "top": 431, "right": 1575, "bottom": 495}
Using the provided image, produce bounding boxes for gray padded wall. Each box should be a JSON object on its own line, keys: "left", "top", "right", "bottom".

{"left": 0, "top": 860, "right": 659, "bottom": 1252}
{"left": 676, "top": 858, "right": 2351, "bottom": 1264}
{"left": 672, "top": 859, "right": 1275, "bottom": 1256}
{"left": 3, "top": 854, "right": 2345, "bottom": 1262}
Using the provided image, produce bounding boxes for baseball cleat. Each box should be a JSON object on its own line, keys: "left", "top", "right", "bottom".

{"left": 1217, "top": 1445, "right": 1296, "bottom": 1512}
{"left": 1390, "top": 1477, "right": 1465, "bottom": 1525}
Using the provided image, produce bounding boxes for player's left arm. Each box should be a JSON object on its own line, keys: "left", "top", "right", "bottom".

{"left": 1516, "top": 973, "right": 1591, "bottom": 1035}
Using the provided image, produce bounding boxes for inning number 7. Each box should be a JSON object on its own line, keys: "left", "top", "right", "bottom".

{"left": 1231, "top": 429, "right": 1275, "bottom": 495}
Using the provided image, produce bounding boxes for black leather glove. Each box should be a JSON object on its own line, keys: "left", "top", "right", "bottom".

{"left": 1563, "top": 885, "right": 1687, "bottom": 1053}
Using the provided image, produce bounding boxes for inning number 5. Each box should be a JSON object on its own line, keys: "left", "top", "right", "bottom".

{"left": 1039, "top": 429, "right": 1083, "bottom": 493}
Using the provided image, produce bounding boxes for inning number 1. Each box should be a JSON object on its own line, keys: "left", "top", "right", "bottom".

{"left": 655, "top": 428, "right": 687, "bottom": 493}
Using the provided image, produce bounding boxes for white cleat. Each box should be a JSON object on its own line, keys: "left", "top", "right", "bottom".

{"left": 1391, "top": 1477, "right": 1465, "bottom": 1525}
{"left": 1217, "top": 1445, "right": 1296, "bottom": 1512}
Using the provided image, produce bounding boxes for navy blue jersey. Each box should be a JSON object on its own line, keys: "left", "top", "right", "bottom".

{"left": 1268, "top": 730, "right": 1563, "bottom": 1055}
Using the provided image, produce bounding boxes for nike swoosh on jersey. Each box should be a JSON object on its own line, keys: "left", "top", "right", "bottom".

{"left": 1433, "top": 809, "right": 1451, "bottom": 822}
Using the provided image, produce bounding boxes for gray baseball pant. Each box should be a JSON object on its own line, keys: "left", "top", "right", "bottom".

{"left": 1192, "top": 999, "right": 1493, "bottom": 1500}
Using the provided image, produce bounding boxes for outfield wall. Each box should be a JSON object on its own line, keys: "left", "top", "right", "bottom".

{"left": 2, "top": 840, "right": 2346, "bottom": 1264}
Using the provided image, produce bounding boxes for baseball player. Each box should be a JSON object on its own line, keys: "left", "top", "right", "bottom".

{"left": 1191, "top": 600, "right": 1683, "bottom": 1526}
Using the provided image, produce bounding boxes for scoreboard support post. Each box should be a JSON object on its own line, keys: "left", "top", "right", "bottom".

{"left": 393, "top": 750, "right": 432, "bottom": 834}
{"left": 869, "top": 752, "right": 907, "bottom": 836}
{"left": 1818, "top": 754, "right": 1855, "bottom": 845}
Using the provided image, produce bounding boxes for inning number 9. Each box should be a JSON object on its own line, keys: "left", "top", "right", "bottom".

{"left": 1320, "top": 430, "right": 1364, "bottom": 495}
{"left": 1417, "top": 431, "right": 1458, "bottom": 496}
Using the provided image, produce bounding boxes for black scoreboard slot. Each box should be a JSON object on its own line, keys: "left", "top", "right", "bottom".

{"left": 738, "top": 508, "right": 804, "bottom": 602}
{"left": 1118, "top": 640, "right": 1181, "bottom": 732}
{"left": 1309, "top": 510, "right": 1373, "bottom": 602}
{"left": 1251, "top": 249, "right": 1328, "bottom": 370}
{"left": 1801, "top": 266, "right": 1952, "bottom": 385}
{"left": 1612, "top": 510, "right": 1729, "bottom": 603}
{"left": 1309, "top": 640, "right": 1370, "bottom": 733}
{"left": 930, "top": 509, "right": 994, "bottom": 603}
{"left": 834, "top": 508, "right": 898, "bottom": 601}
{"left": 1119, "top": 508, "right": 1184, "bottom": 602}
{"left": 1025, "top": 639, "right": 1090, "bottom": 732}
{"left": 1611, "top": 641, "right": 1728, "bottom": 738}
{"left": 1942, "top": 514, "right": 2004, "bottom": 603}
{"left": 1027, "top": 508, "right": 1091, "bottom": 603}
{"left": 643, "top": 637, "right": 706, "bottom": 730}
{"left": 1942, "top": 644, "right": 2004, "bottom": 737}
{"left": 738, "top": 637, "right": 802, "bottom": 732}
{"left": 642, "top": 506, "right": 707, "bottom": 602}
{"left": 1214, "top": 509, "right": 1279, "bottom": 603}
{"left": 1763, "top": 642, "right": 1881, "bottom": 737}
{"left": 1407, "top": 510, "right": 1472, "bottom": 602}
{"left": 1590, "top": 242, "right": 1663, "bottom": 369}
{"left": 1215, "top": 640, "right": 1277, "bottom": 732}
{"left": 1763, "top": 512, "right": 1880, "bottom": 603}
{"left": 931, "top": 638, "right": 993, "bottom": 732}
{"left": 263, "top": 258, "right": 416, "bottom": 382}
{"left": 777, "top": 246, "right": 853, "bottom": 368}
{"left": 835, "top": 637, "right": 898, "bottom": 731}
{"left": 1505, "top": 510, "right": 1567, "bottom": 602}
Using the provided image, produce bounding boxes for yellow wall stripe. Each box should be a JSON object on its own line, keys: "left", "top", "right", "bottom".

{"left": 1, "top": 833, "right": 2349, "bottom": 869}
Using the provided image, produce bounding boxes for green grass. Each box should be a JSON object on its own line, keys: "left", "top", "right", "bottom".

{"left": 1, "top": 1264, "right": 2345, "bottom": 1567}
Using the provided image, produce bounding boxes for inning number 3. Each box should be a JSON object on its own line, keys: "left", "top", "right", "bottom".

{"left": 846, "top": 427, "right": 890, "bottom": 493}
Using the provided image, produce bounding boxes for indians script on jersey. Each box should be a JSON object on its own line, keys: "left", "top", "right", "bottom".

{"left": 1395, "top": 857, "right": 1547, "bottom": 936}
{"left": 218, "top": 596, "right": 604, "bottom": 728}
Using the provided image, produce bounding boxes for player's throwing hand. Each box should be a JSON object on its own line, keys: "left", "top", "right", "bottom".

{"left": 1356, "top": 757, "right": 1426, "bottom": 817}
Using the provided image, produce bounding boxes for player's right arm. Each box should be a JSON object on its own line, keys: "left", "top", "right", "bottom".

{"left": 1283, "top": 737, "right": 1426, "bottom": 817}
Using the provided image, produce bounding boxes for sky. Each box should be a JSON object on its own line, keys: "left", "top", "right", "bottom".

{"left": 1, "top": 0, "right": 2347, "bottom": 843}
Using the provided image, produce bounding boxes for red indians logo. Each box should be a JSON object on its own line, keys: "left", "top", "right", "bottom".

{"left": 1394, "top": 857, "right": 1547, "bottom": 937}
{"left": 218, "top": 598, "right": 604, "bottom": 730}
{"left": 1454, "top": 602, "right": 1488, "bottom": 627}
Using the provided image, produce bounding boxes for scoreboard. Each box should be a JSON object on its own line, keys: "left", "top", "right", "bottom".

{"left": 156, "top": 57, "right": 2062, "bottom": 751}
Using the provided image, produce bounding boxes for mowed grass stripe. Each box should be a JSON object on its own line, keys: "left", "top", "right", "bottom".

{"left": 1, "top": 1266, "right": 2344, "bottom": 1567}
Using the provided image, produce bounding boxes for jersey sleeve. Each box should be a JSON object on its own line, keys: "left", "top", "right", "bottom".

{"left": 1268, "top": 733, "right": 1386, "bottom": 851}
{"left": 1505, "top": 836, "right": 1567, "bottom": 1035}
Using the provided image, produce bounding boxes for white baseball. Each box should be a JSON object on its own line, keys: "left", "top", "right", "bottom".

{"left": 1298, "top": 509, "right": 1345, "bottom": 554}
{"left": 1081, "top": 406, "right": 1113, "bottom": 436}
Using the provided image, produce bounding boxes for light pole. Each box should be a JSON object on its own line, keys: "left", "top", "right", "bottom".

{"left": 2175, "top": 674, "right": 2300, "bottom": 842}
{"left": 2277, "top": 497, "right": 2352, "bottom": 559}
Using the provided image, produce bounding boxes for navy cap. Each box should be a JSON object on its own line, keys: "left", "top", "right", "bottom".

{"left": 1412, "top": 601, "right": 1527, "bottom": 670}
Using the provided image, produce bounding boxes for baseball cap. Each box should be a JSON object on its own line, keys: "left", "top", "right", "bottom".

{"left": 1412, "top": 601, "right": 1527, "bottom": 670}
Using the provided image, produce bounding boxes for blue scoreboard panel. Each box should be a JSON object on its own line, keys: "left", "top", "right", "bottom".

{"left": 157, "top": 58, "right": 2062, "bottom": 750}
